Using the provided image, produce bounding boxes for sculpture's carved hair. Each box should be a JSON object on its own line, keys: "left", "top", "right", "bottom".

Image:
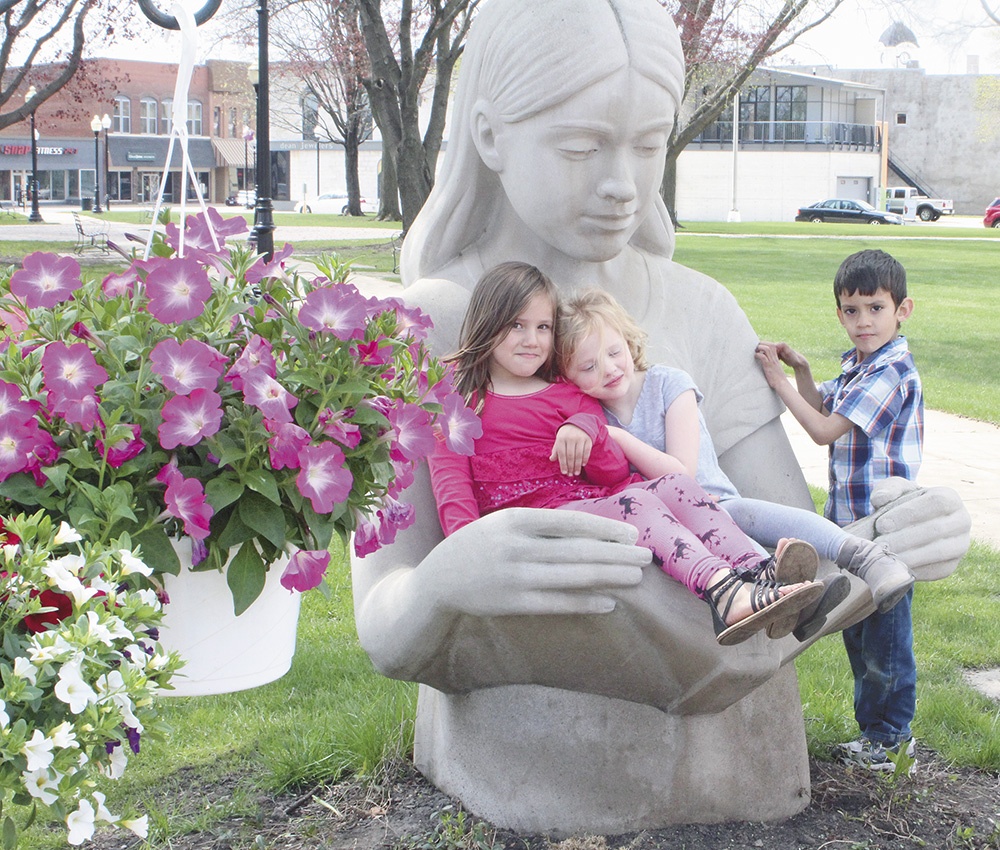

{"left": 447, "top": 261, "right": 560, "bottom": 413}
{"left": 557, "top": 288, "right": 650, "bottom": 374}
{"left": 401, "top": 0, "right": 685, "bottom": 286}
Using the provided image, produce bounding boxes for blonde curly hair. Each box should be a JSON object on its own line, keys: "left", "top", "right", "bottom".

{"left": 556, "top": 289, "right": 650, "bottom": 374}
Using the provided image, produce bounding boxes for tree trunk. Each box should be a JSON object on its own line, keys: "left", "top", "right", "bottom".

{"left": 344, "top": 126, "right": 362, "bottom": 216}
{"left": 378, "top": 143, "right": 401, "bottom": 222}
{"left": 660, "top": 151, "right": 680, "bottom": 227}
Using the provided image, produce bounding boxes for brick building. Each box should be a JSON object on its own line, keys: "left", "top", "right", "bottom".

{"left": 1, "top": 58, "right": 255, "bottom": 207}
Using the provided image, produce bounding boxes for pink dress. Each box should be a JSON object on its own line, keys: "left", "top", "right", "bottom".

{"left": 429, "top": 381, "right": 765, "bottom": 596}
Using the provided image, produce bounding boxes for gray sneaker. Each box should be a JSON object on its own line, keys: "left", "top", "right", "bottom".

{"left": 840, "top": 539, "right": 915, "bottom": 613}
{"left": 836, "top": 736, "right": 917, "bottom": 773}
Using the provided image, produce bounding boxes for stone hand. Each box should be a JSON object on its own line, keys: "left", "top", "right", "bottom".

{"left": 427, "top": 507, "right": 651, "bottom": 617}
{"left": 846, "top": 477, "right": 971, "bottom": 581}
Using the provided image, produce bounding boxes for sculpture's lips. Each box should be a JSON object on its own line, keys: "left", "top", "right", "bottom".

{"left": 586, "top": 214, "right": 635, "bottom": 232}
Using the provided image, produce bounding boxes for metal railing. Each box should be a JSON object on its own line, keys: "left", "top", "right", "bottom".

{"left": 695, "top": 120, "right": 879, "bottom": 149}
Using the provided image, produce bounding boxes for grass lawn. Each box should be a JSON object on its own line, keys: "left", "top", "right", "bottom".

{"left": 672, "top": 230, "right": 1000, "bottom": 424}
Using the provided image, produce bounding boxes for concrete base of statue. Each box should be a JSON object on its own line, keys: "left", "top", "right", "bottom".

{"left": 157, "top": 541, "right": 300, "bottom": 697}
{"left": 414, "top": 664, "right": 810, "bottom": 835}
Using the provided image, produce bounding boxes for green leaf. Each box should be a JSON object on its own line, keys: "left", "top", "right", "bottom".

{"left": 244, "top": 469, "right": 281, "bottom": 505}
{"left": 42, "top": 463, "right": 69, "bottom": 492}
{"left": 135, "top": 526, "right": 181, "bottom": 576}
{"left": 0, "top": 472, "right": 47, "bottom": 505}
{"left": 238, "top": 490, "right": 286, "bottom": 549}
{"left": 3, "top": 816, "right": 16, "bottom": 850}
{"left": 206, "top": 477, "right": 244, "bottom": 511}
{"left": 227, "top": 541, "right": 266, "bottom": 616}
{"left": 217, "top": 509, "right": 256, "bottom": 550}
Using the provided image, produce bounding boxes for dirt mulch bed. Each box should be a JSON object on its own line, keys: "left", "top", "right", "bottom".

{"left": 86, "top": 746, "right": 1000, "bottom": 850}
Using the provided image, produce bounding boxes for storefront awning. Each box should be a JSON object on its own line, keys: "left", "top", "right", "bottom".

{"left": 108, "top": 136, "right": 216, "bottom": 170}
{"left": 212, "top": 138, "right": 250, "bottom": 168}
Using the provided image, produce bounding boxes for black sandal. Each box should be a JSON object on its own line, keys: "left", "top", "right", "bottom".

{"left": 754, "top": 539, "right": 819, "bottom": 585}
{"left": 704, "top": 570, "right": 825, "bottom": 646}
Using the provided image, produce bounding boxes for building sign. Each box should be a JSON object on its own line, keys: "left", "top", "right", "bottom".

{"left": 126, "top": 153, "right": 157, "bottom": 162}
{"left": 1, "top": 144, "right": 78, "bottom": 155}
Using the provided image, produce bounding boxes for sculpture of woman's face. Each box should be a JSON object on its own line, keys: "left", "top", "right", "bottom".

{"left": 481, "top": 67, "right": 675, "bottom": 263}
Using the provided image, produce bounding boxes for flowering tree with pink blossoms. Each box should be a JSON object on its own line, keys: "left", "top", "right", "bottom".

{"left": 0, "top": 210, "right": 479, "bottom": 615}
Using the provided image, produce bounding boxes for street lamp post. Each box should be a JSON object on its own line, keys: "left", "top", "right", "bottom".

{"left": 25, "top": 85, "right": 43, "bottom": 223}
{"left": 242, "top": 125, "right": 253, "bottom": 192}
{"left": 249, "top": 0, "right": 275, "bottom": 260}
{"left": 102, "top": 113, "right": 111, "bottom": 208}
{"left": 90, "top": 115, "right": 103, "bottom": 214}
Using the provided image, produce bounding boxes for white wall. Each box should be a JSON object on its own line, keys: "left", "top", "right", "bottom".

{"left": 676, "top": 148, "right": 882, "bottom": 221}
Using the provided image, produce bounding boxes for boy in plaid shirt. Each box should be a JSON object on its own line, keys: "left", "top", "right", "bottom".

{"left": 755, "top": 249, "right": 922, "bottom": 771}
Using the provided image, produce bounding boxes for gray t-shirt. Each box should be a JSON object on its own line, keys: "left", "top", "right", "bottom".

{"left": 603, "top": 364, "right": 740, "bottom": 500}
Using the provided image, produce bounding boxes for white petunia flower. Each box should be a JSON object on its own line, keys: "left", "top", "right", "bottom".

{"left": 22, "top": 729, "right": 55, "bottom": 772}
{"left": 136, "top": 588, "right": 160, "bottom": 608}
{"left": 3, "top": 542, "right": 19, "bottom": 560}
{"left": 90, "top": 574, "right": 117, "bottom": 595}
{"left": 44, "top": 553, "right": 86, "bottom": 583}
{"left": 0, "top": 698, "right": 8, "bottom": 729}
{"left": 13, "top": 656, "right": 38, "bottom": 684}
{"left": 66, "top": 800, "right": 96, "bottom": 845}
{"left": 96, "top": 670, "right": 143, "bottom": 731}
{"left": 54, "top": 659, "right": 98, "bottom": 714}
{"left": 49, "top": 721, "right": 79, "bottom": 749}
{"left": 119, "top": 815, "right": 148, "bottom": 838}
{"left": 28, "top": 642, "right": 64, "bottom": 664}
{"left": 118, "top": 550, "right": 152, "bottom": 577}
{"left": 53, "top": 522, "right": 83, "bottom": 545}
{"left": 22, "top": 768, "right": 60, "bottom": 805}
{"left": 91, "top": 791, "right": 117, "bottom": 823}
{"left": 85, "top": 611, "right": 115, "bottom": 646}
{"left": 105, "top": 745, "right": 128, "bottom": 779}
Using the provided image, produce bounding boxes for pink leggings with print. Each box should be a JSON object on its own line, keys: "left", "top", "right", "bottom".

{"left": 559, "top": 473, "right": 766, "bottom": 598}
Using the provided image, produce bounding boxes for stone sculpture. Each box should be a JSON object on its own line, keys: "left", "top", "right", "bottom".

{"left": 351, "top": 0, "right": 972, "bottom": 833}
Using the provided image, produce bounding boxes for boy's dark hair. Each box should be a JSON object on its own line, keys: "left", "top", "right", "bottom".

{"left": 833, "top": 249, "right": 907, "bottom": 308}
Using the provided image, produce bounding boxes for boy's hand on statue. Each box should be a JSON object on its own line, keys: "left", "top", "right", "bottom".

{"left": 774, "top": 341, "right": 809, "bottom": 370}
{"left": 552, "top": 423, "right": 593, "bottom": 476}
{"left": 753, "top": 342, "right": 787, "bottom": 389}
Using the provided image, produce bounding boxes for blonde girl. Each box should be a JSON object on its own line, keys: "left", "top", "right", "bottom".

{"left": 557, "top": 289, "right": 916, "bottom": 640}
{"left": 428, "top": 262, "right": 823, "bottom": 646}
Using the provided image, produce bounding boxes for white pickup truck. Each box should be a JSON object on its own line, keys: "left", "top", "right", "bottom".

{"left": 885, "top": 187, "right": 954, "bottom": 221}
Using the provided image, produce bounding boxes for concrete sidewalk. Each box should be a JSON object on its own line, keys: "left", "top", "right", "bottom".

{"left": 783, "top": 408, "right": 1000, "bottom": 550}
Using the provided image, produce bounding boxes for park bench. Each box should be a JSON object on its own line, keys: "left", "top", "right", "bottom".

{"left": 72, "top": 212, "right": 110, "bottom": 254}
{"left": 0, "top": 200, "right": 16, "bottom": 218}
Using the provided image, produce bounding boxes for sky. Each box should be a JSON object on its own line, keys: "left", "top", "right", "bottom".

{"left": 121, "top": 0, "right": 1000, "bottom": 75}
{"left": 778, "top": 0, "right": 1000, "bottom": 74}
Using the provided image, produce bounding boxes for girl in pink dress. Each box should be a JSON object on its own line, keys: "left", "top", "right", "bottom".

{"left": 428, "top": 262, "right": 823, "bottom": 646}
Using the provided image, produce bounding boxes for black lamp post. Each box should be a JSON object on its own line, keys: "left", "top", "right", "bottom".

{"left": 102, "top": 113, "right": 111, "bottom": 208}
{"left": 90, "top": 115, "right": 103, "bottom": 214}
{"left": 242, "top": 125, "right": 253, "bottom": 192}
{"left": 25, "top": 85, "right": 43, "bottom": 223}
{"left": 249, "top": 0, "right": 275, "bottom": 260}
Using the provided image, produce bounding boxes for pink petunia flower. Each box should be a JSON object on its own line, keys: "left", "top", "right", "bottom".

{"left": 356, "top": 338, "right": 393, "bottom": 366}
{"left": 48, "top": 392, "right": 100, "bottom": 430}
{"left": 376, "top": 496, "right": 415, "bottom": 546}
{"left": 158, "top": 389, "right": 224, "bottom": 449}
{"left": 97, "top": 424, "right": 146, "bottom": 468}
{"left": 102, "top": 266, "right": 139, "bottom": 299}
{"left": 318, "top": 408, "right": 361, "bottom": 449}
{"left": 163, "top": 475, "right": 213, "bottom": 540}
{"left": 279, "top": 549, "right": 331, "bottom": 592}
{"left": 10, "top": 252, "right": 81, "bottom": 309}
{"left": 392, "top": 302, "right": 434, "bottom": 341}
{"left": 0, "top": 415, "right": 43, "bottom": 482}
{"left": 242, "top": 369, "right": 298, "bottom": 424}
{"left": 438, "top": 393, "right": 483, "bottom": 456}
{"left": 296, "top": 442, "right": 353, "bottom": 514}
{"left": 24, "top": 429, "right": 58, "bottom": 486}
{"left": 264, "top": 419, "right": 311, "bottom": 470}
{"left": 144, "top": 256, "right": 212, "bottom": 323}
{"left": 297, "top": 284, "right": 368, "bottom": 341}
{"left": 166, "top": 207, "right": 249, "bottom": 255}
{"left": 0, "top": 381, "right": 30, "bottom": 419}
{"left": 246, "top": 243, "right": 294, "bottom": 286}
{"left": 156, "top": 457, "right": 183, "bottom": 488}
{"left": 386, "top": 459, "right": 416, "bottom": 499}
{"left": 40, "top": 342, "right": 108, "bottom": 401}
{"left": 352, "top": 514, "right": 381, "bottom": 558}
{"left": 225, "top": 335, "right": 276, "bottom": 391}
{"left": 386, "top": 400, "right": 436, "bottom": 462}
{"left": 150, "top": 338, "right": 226, "bottom": 394}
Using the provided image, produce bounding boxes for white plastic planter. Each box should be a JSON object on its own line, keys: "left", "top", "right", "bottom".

{"left": 157, "top": 541, "right": 301, "bottom": 697}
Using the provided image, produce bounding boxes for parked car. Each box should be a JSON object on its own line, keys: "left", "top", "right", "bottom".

{"left": 795, "top": 199, "right": 903, "bottom": 225}
{"left": 985, "top": 198, "right": 1000, "bottom": 229}
{"left": 885, "top": 186, "right": 954, "bottom": 221}
{"left": 294, "top": 192, "right": 375, "bottom": 215}
{"left": 226, "top": 190, "right": 256, "bottom": 208}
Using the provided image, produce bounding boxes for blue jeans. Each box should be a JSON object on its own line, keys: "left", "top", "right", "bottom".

{"left": 841, "top": 587, "right": 916, "bottom": 745}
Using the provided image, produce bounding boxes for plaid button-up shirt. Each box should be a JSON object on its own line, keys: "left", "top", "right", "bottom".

{"left": 820, "top": 335, "right": 923, "bottom": 527}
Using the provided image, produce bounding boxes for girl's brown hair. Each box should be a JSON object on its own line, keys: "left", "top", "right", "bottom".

{"left": 447, "top": 262, "right": 559, "bottom": 413}
{"left": 556, "top": 288, "right": 650, "bottom": 373}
